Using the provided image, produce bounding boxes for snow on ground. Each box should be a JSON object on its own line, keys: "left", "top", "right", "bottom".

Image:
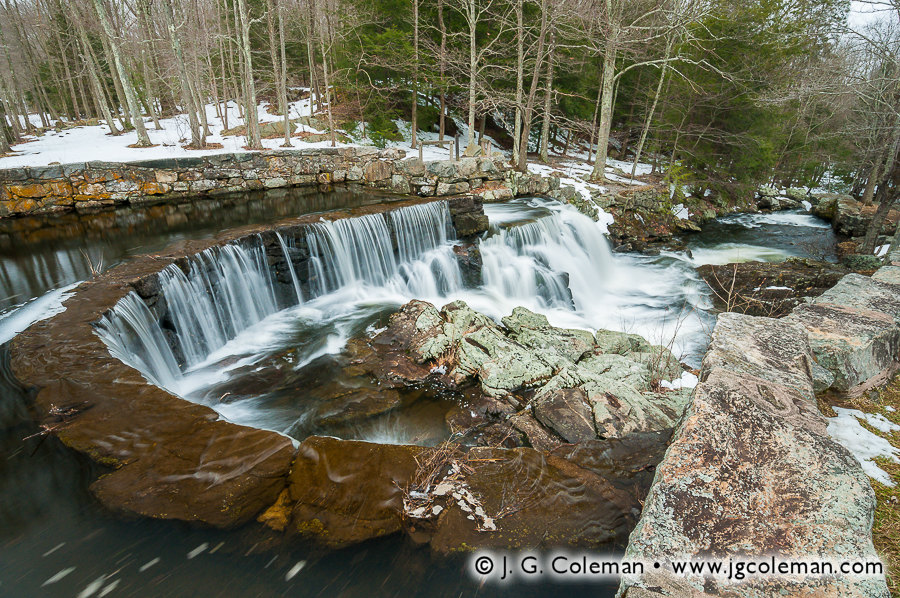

{"left": 660, "top": 371, "right": 698, "bottom": 390}
{"left": 672, "top": 203, "right": 689, "bottom": 220}
{"left": 2, "top": 98, "right": 665, "bottom": 235}
{"left": 827, "top": 406, "right": 900, "bottom": 486}
{"left": 876, "top": 244, "right": 891, "bottom": 258}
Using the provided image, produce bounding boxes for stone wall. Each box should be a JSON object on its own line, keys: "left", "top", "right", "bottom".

{"left": 0, "top": 147, "right": 561, "bottom": 218}
{"left": 619, "top": 266, "right": 900, "bottom": 597}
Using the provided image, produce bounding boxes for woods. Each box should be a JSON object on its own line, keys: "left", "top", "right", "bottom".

{"left": 0, "top": 0, "right": 897, "bottom": 200}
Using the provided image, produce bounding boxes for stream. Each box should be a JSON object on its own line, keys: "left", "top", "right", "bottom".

{"left": 0, "top": 190, "right": 836, "bottom": 597}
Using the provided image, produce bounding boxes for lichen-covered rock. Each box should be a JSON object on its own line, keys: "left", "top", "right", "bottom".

{"left": 595, "top": 329, "right": 653, "bottom": 355}
{"left": 501, "top": 306, "right": 594, "bottom": 367}
{"left": 454, "top": 323, "right": 555, "bottom": 396}
{"left": 812, "top": 273, "right": 900, "bottom": 324}
{"left": 873, "top": 265, "right": 900, "bottom": 285}
{"left": 788, "top": 302, "right": 900, "bottom": 397}
{"left": 620, "top": 368, "right": 886, "bottom": 597}
{"left": 700, "top": 312, "right": 816, "bottom": 402}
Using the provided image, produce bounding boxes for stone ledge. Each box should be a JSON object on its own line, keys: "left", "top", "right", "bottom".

{"left": 1, "top": 148, "right": 562, "bottom": 218}
{"left": 620, "top": 269, "right": 898, "bottom": 597}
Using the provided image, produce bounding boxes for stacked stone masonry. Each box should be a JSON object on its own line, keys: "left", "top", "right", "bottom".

{"left": 0, "top": 147, "right": 561, "bottom": 218}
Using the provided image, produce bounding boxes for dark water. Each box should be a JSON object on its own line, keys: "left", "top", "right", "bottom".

{"left": 0, "top": 191, "right": 620, "bottom": 598}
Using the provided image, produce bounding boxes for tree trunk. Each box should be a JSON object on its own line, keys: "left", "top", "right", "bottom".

{"left": 539, "top": 35, "right": 555, "bottom": 162}
{"left": 861, "top": 116, "right": 900, "bottom": 254}
{"left": 92, "top": 0, "right": 152, "bottom": 146}
{"left": 411, "top": 0, "right": 419, "bottom": 149}
{"left": 438, "top": 0, "right": 447, "bottom": 142}
{"left": 75, "top": 19, "right": 122, "bottom": 136}
{"left": 862, "top": 157, "right": 882, "bottom": 206}
{"left": 164, "top": 0, "right": 202, "bottom": 147}
{"left": 465, "top": 0, "right": 477, "bottom": 151}
{"left": 236, "top": 0, "right": 262, "bottom": 149}
{"left": 632, "top": 36, "right": 672, "bottom": 178}
{"left": 305, "top": 0, "right": 319, "bottom": 117}
{"left": 516, "top": 0, "right": 549, "bottom": 172}
{"left": 512, "top": 0, "right": 523, "bottom": 165}
{"left": 278, "top": 0, "right": 292, "bottom": 147}
{"left": 590, "top": 33, "right": 616, "bottom": 181}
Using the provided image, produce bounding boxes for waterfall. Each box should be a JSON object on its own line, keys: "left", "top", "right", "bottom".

{"left": 95, "top": 292, "right": 183, "bottom": 389}
{"left": 276, "top": 232, "right": 304, "bottom": 305}
{"left": 388, "top": 200, "right": 456, "bottom": 262}
{"left": 306, "top": 213, "right": 398, "bottom": 295}
{"left": 305, "top": 201, "right": 462, "bottom": 300}
{"left": 480, "top": 206, "right": 614, "bottom": 312}
{"left": 95, "top": 201, "right": 465, "bottom": 394}
{"left": 156, "top": 239, "right": 279, "bottom": 369}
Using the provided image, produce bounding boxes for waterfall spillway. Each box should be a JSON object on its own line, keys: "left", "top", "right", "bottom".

{"left": 94, "top": 197, "right": 709, "bottom": 438}
{"left": 95, "top": 201, "right": 467, "bottom": 397}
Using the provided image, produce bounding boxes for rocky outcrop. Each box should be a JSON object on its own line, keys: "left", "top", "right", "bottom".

{"left": 620, "top": 269, "right": 900, "bottom": 596}
{"left": 812, "top": 194, "right": 899, "bottom": 238}
{"left": 698, "top": 258, "right": 848, "bottom": 317}
{"left": 0, "top": 148, "right": 561, "bottom": 218}
{"left": 350, "top": 300, "right": 692, "bottom": 445}
{"left": 786, "top": 271, "right": 900, "bottom": 397}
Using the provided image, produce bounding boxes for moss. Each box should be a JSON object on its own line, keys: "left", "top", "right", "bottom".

{"left": 827, "top": 374, "right": 900, "bottom": 595}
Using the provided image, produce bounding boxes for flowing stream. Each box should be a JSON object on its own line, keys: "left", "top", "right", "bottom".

{"left": 0, "top": 190, "right": 836, "bottom": 597}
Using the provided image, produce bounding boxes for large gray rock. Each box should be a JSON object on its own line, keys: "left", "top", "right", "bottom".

{"left": 595, "top": 329, "right": 653, "bottom": 355}
{"left": 502, "top": 306, "right": 595, "bottom": 367}
{"left": 700, "top": 312, "right": 816, "bottom": 402}
{"left": 620, "top": 367, "right": 886, "bottom": 597}
{"left": 788, "top": 302, "right": 900, "bottom": 397}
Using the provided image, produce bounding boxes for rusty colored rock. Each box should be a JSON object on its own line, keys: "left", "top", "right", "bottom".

{"left": 288, "top": 436, "right": 427, "bottom": 547}
{"left": 428, "top": 446, "right": 640, "bottom": 553}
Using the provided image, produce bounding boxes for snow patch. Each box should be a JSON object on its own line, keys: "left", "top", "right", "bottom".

{"left": 672, "top": 203, "right": 690, "bottom": 220}
{"left": 660, "top": 371, "right": 698, "bottom": 390}
{"left": 827, "top": 407, "right": 900, "bottom": 486}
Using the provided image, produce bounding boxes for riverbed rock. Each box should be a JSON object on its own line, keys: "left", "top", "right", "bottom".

{"left": 288, "top": 436, "right": 426, "bottom": 547}
{"left": 533, "top": 388, "right": 597, "bottom": 443}
{"left": 698, "top": 258, "right": 848, "bottom": 317}
{"left": 427, "top": 446, "right": 640, "bottom": 553}
{"left": 91, "top": 419, "right": 296, "bottom": 528}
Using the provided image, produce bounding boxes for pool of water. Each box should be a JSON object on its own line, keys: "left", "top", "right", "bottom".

{"left": 0, "top": 193, "right": 835, "bottom": 598}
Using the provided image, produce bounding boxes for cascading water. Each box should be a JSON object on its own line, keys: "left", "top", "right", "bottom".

{"left": 94, "top": 198, "right": 711, "bottom": 440}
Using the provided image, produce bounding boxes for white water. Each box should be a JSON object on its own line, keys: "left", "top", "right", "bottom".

{"left": 93, "top": 198, "right": 726, "bottom": 436}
